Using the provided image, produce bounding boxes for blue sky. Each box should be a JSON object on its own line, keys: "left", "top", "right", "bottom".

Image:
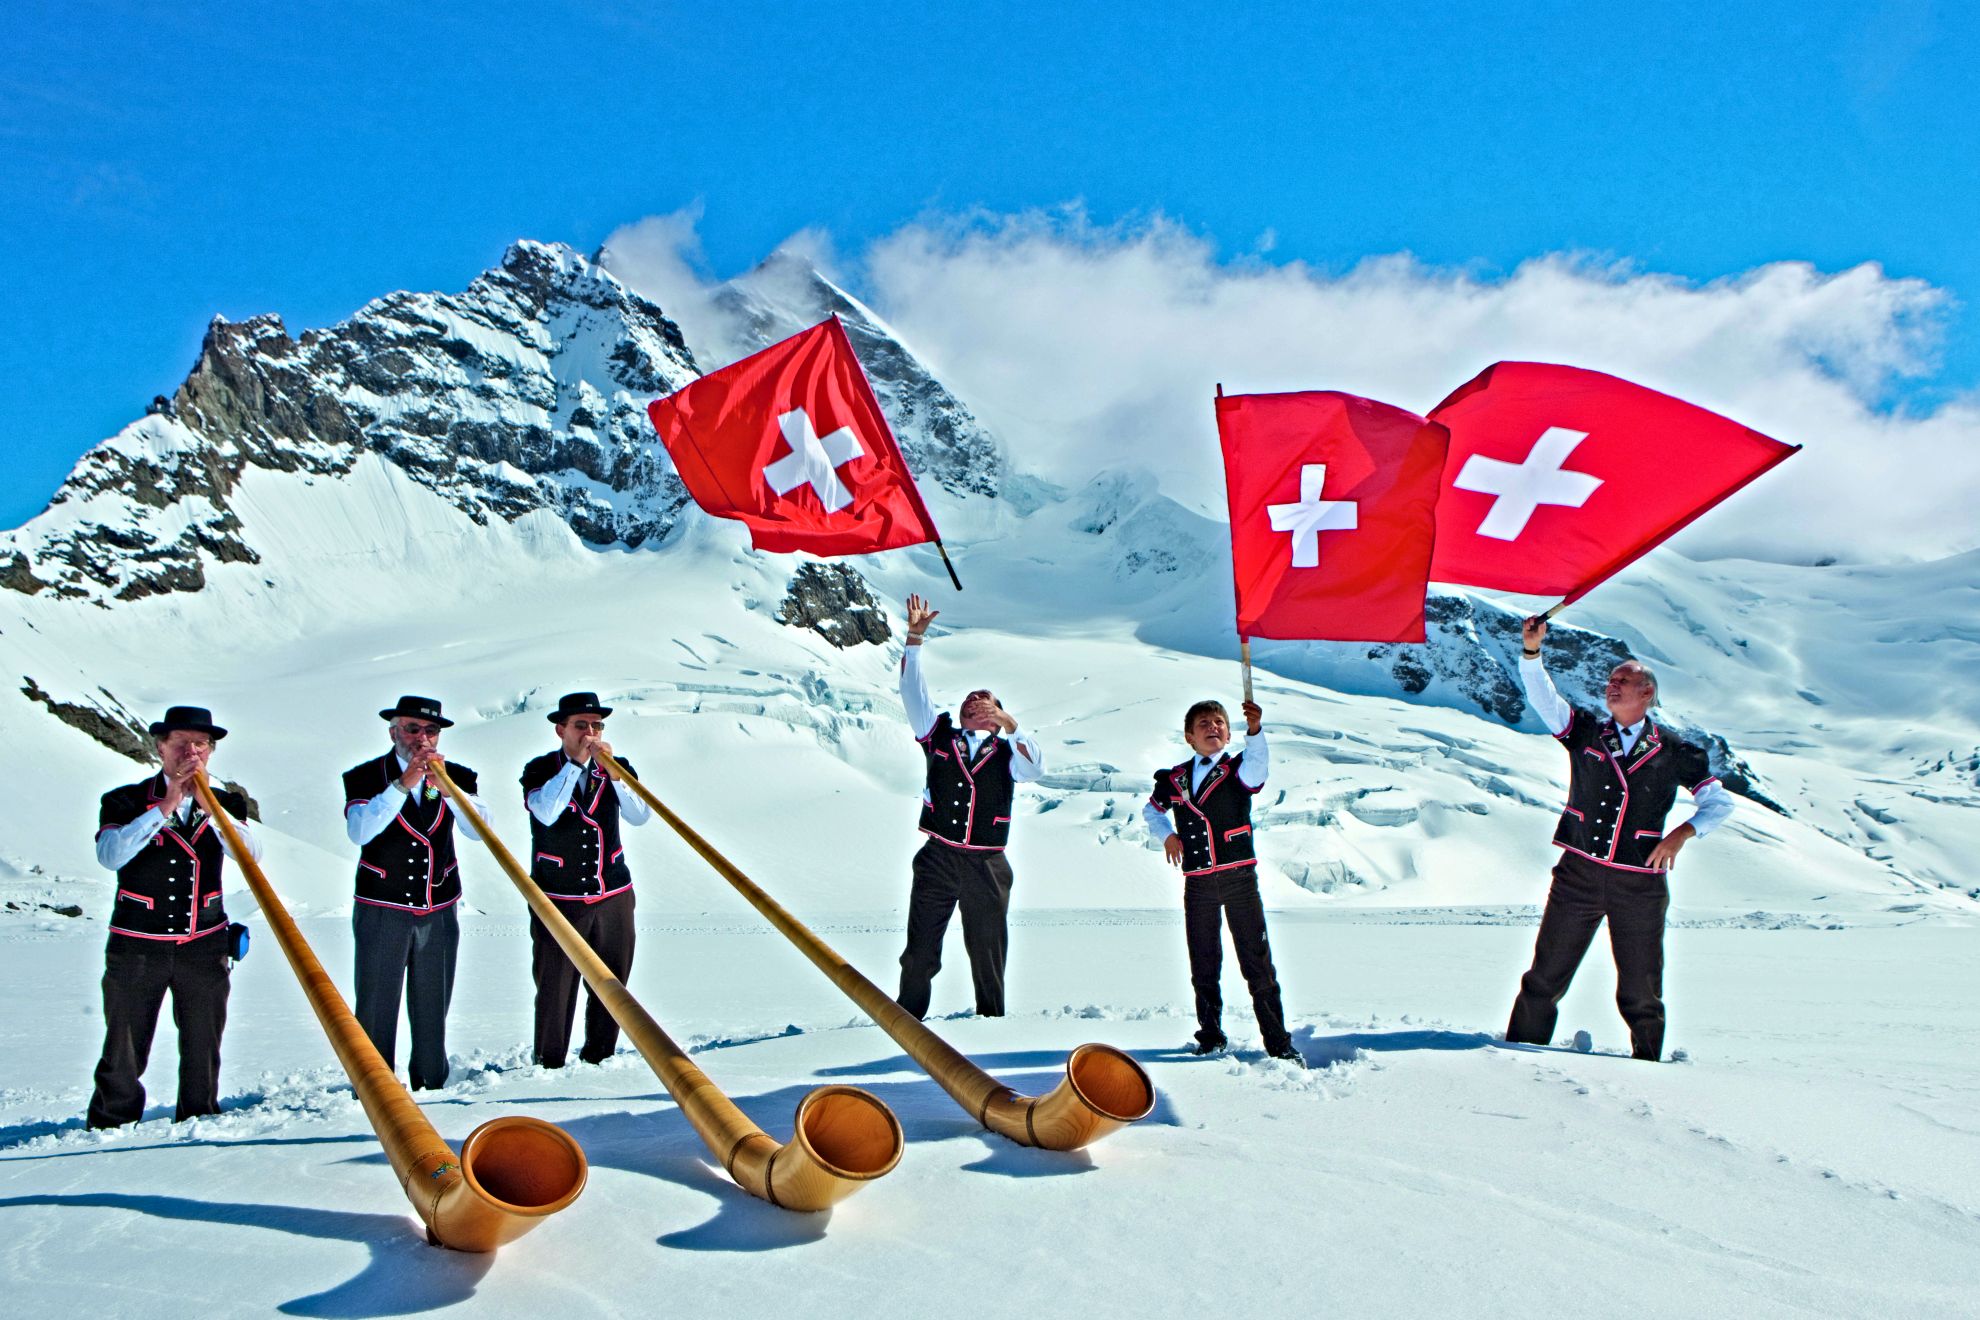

{"left": 2, "top": 0, "right": 1971, "bottom": 531}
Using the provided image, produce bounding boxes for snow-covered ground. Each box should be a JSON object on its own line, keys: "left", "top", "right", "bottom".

{"left": 4, "top": 403, "right": 1978, "bottom": 1315}
{"left": 2, "top": 909, "right": 1976, "bottom": 1317}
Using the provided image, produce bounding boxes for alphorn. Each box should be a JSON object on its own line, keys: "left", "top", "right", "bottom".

{"left": 593, "top": 750, "right": 1156, "bottom": 1150}
{"left": 428, "top": 762, "right": 901, "bottom": 1211}
{"left": 191, "top": 772, "right": 586, "bottom": 1251}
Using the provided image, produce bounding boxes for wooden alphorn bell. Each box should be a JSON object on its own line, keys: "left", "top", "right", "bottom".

{"left": 593, "top": 750, "right": 1156, "bottom": 1151}
{"left": 427, "top": 762, "right": 902, "bottom": 1211}
{"left": 192, "top": 771, "right": 587, "bottom": 1250}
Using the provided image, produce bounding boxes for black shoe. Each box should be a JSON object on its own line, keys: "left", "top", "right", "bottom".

{"left": 1267, "top": 1045, "right": 1304, "bottom": 1065}
{"left": 1192, "top": 1037, "right": 1229, "bottom": 1056}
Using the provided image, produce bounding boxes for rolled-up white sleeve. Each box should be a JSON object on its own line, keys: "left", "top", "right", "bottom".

{"left": 616, "top": 776, "right": 652, "bottom": 826}
{"left": 1519, "top": 655, "right": 1573, "bottom": 736}
{"left": 1237, "top": 732, "right": 1269, "bottom": 788}
{"left": 527, "top": 762, "right": 582, "bottom": 826}
{"left": 1006, "top": 726, "right": 1045, "bottom": 782}
{"left": 215, "top": 815, "right": 264, "bottom": 863}
{"left": 345, "top": 784, "right": 406, "bottom": 845}
{"left": 454, "top": 792, "right": 486, "bottom": 843}
{"left": 1141, "top": 800, "right": 1176, "bottom": 843}
{"left": 900, "top": 646, "right": 939, "bottom": 740}
{"left": 1684, "top": 779, "right": 1736, "bottom": 838}
{"left": 97, "top": 808, "right": 165, "bottom": 871}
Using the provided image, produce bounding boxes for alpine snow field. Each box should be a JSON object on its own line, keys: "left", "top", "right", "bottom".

{"left": 2, "top": 243, "right": 1976, "bottom": 1318}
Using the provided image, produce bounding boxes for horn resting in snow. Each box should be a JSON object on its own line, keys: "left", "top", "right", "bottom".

{"left": 430, "top": 763, "right": 903, "bottom": 1211}
{"left": 593, "top": 750, "right": 1157, "bottom": 1151}
{"left": 193, "top": 772, "right": 588, "bottom": 1251}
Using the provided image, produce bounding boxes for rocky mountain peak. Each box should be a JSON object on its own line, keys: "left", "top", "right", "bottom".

{"left": 4, "top": 242, "right": 707, "bottom": 602}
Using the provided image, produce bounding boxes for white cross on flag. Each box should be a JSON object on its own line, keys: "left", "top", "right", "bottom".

{"left": 1428, "top": 363, "right": 1800, "bottom": 603}
{"left": 647, "top": 317, "right": 942, "bottom": 556}
{"left": 1218, "top": 391, "right": 1449, "bottom": 642}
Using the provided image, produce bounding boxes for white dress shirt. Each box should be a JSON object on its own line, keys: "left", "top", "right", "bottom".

{"left": 1142, "top": 732, "right": 1270, "bottom": 842}
{"left": 346, "top": 753, "right": 486, "bottom": 845}
{"left": 97, "top": 791, "right": 263, "bottom": 871}
{"left": 526, "top": 755, "right": 654, "bottom": 827}
{"left": 1519, "top": 655, "right": 1734, "bottom": 837}
{"left": 900, "top": 645, "right": 1045, "bottom": 781}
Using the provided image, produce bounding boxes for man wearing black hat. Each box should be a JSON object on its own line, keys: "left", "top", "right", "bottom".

{"left": 88, "top": 706, "right": 261, "bottom": 1127}
{"left": 517, "top": 692, "right": 653, "bottom": 1068}
{"left": 894, "top": 595, "right": 1046, "bottom": 1020}
{"left": 341, "top": 696, "right": 486, "bottom": 1090}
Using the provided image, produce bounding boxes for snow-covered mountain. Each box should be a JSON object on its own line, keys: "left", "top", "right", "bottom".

{"left": 2, "top": 240, "right": 1975, "bottom": 929}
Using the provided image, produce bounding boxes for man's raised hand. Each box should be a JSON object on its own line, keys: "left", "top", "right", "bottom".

{"left": 1242, "top": 700, "right": 1263, "bottom": 736}
{"left": 1522, "top": 616, "right": 1548, "bottom": 653}
{"left": 905, "top": 594, "right": 939, "bottom": 640}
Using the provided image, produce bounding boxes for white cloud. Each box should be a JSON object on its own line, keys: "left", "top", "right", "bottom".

{"left": 606, "top": 205, "right": 1979, "bottom": 563}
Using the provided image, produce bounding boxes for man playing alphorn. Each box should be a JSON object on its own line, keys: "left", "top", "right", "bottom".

{"left": 88, "top": 705, "right": 260, "bottom": 1127}
{"left": 341, "top": 695, "right": 484, "bottom": 1090}
{"left": 1505, "top": 616, "right": 1736, "bottom": 1061}
{"left": 518, "top": 692, "right": 652, "bottom": 1068}
{"left": 895, "top": 593, "right": 1046, "bottom": 1019}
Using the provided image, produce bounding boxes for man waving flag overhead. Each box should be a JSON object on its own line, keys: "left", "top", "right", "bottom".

{"left": 1217, "top": 390, "right": 1449, "bottom": 642}
{"left": 1427, "top": 362, "right": 1800, "bottom": 603}
{"left": 647, "top": 317, "right": 950, "bottom": 567}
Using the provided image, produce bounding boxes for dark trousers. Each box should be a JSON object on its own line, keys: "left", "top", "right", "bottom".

{"left": 1183, "top": 866, "right": 1291, "bottom": 1054}
{"left": 353, "top": 903, "right": 459, "bottom": 1090}
{"left": 531, "top": 888, "right": 635, "bottom": 1067}
{"left": 1507, "top": 850, "right": 1670, "bottom": 1061}
{"left": 87, "top": 933, "right": 232, "bottom": 1128}
{"left": 897, "top": 838, "right": 1013, "bottom": 1018}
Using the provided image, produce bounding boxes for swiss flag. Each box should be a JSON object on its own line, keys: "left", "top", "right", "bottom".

{"left": 1217, "top": 391, "right": 1450, "bottom": 642}
{"left": 646, "top": 317, "right": 942, "bottom": 556}
{"left": 1428, "top": 362, "right": 1799, "bottom": 602}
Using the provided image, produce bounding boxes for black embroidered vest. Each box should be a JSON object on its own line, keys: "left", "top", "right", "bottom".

{"left": 1551, "top": 708, "right": 1715, "bottom": 871}
{"left": 520, "top": 751, "right": 636, "bottom": 901}
{"left": 342, "top": 752, "right": 478, "bottom": 912}
{"left": 99, "top": 775, "right": 239, "bottom": 943}
{"left": 1148, "top": 753, "right": 1262, "bottom": 877}
{"left": 917, "top": 713, "right": 1018, "bottom": 851}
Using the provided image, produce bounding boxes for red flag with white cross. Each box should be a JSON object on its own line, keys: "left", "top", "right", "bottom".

{"left": 1217, "top": 390, "right": 1450, "bottom": 642}
{"left": 1427, "top": 362, "right": 1800, "bottom": 603}
{"left": 646, "top": 317, "right": 945, "bottom": 558}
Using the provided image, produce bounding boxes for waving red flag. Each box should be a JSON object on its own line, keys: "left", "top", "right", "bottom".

{"left": 1218, "top": 391, "right": 1450, "bottom": 642}
{"left": 647, "top": 317, "right": 943, "bottom": 556}
{"left": 1427, "top": 362, "right": 1799, "bottom": 602}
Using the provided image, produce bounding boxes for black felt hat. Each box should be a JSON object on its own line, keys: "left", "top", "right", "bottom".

{"left": 377, "top": 695, "right": 454, "bottom": 728}
{"left": 148, "top": 705, "right": 228, "bottom": 741}
{"left": 547, "top": 691, "right": 613, "bottom": 722}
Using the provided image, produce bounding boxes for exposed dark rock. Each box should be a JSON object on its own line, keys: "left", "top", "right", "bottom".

{"left": 774, "top": 564, "right": 892, "bottom": 649}
{"left": 217, "top": 778, "right": 262, "bottom": 823}
{"left": 20, "top": 677, "right": 155, "bottom": 763}
{"left": 1, "top": 553, "right": 47, "bottom": 595}
{"left": 5, "top": 242, "right": 705, "bottom": 601}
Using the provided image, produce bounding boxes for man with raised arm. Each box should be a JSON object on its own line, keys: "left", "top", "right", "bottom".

{"left": 89, "top": 705, "right": 261, "bottom": 1127}
{"left": 895, "top": 593, "right": 1046, "bottom": 1019}
{"left": 518, "top": 691, "right": 653, "bottom": 1069}
{"left": 1505, "top": 616, "right": 1736, "bottom": 1061}
{"left": 341, "top": 695, "right": 485, "bottom": 1090}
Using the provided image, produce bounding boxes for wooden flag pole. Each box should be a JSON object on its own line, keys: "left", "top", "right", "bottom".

{"left": 1240, "top": 637, "right": 1254, "bottom": 704}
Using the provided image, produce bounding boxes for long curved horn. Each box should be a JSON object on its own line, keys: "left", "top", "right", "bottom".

{"left": 593, "top": 751, "right": 1155, "bottom": 1150}
{"left": 428, "top": 763, "right": 902, "bottom": 1211}
{"left": 192, "top": 773, "right": 587, "bottom": 1251}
